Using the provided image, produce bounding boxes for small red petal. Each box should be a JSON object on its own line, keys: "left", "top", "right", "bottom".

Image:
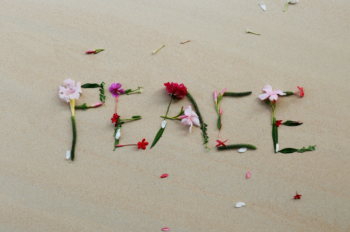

{"left": 160, "top": 174, "right": 168, "bottom": 178}
{"left": 162, "top": 227, "right": 170, "bottom": 231}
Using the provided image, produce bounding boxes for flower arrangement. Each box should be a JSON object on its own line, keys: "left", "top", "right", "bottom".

{"left": 109, "top": 83, "right": 144, "bottom": 150}
{"left": 151, "top": 82, "right": 209, "bottom": 149}
{"left": 58, "top": 79, "right": 82, "bottom": 161}
{"left": 214, "top": 88, "right": 256, "bottom": 152}
{"left": 259, "top": 84, "right": 315, "bottom": 153}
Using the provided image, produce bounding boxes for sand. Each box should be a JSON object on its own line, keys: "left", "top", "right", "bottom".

{"left": 1, "top": 0, "right": 350, "bottom": 231}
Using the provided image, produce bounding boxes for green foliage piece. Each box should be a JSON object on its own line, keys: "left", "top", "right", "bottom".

{"left": 283, "top": 91, "right": 294, "bottom": 96}
{"left": 150, "top": 127, "right": 165, "bottom": 149}
{"left": 217, "top": 144, "right": 257, "bottom": 150}
{"left": 223, "top": 91, "right": 252, "bottom": 97}
{"left": 186, "top": 91, "right": 209, "bottom": 148}
{"left": 282, "top": 120, "right": 303, "bottom": 126}
{"left": 279, "top": 145, "right": 316, "bottom": 154}
{"left": 217, "top": 115, "right": 221, "bottom": 130}
{"left": 70, "top": 116, "right": 77, "bottom": 161}
{"left": 81, "top": 83, "right": 101, "bottom": 88}
{"left": 113, "top": 122, "right": 124, "bottom": 151}
{"left": 75, "top": 103, "right": 88, "bottom": 110}
{"left": 272, "top": 117, "right": 278, "bottom": 153}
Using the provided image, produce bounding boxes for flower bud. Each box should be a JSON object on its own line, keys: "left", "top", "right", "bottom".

{"left": 219, "top": 108, "right": 223, "bottom": 115}
{"left": 115, "top": 129, "right": 121, "bottom": 139}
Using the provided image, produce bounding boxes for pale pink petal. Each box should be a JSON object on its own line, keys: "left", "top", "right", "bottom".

{"left": 189, "top": 122, "right": 193, "bottom": 132}
{"left": 259, "top": 93, "right": 270, "bottom": 100}
{"left": 190, "top": 110, "right": 198, "bottom": 118}
{"left": 191, "top": 117, "right": 200, "bottom": 127}
{"left": 162, "top": 228, "right": 170, "bottom": 231}
{"left": 58, "top": 86, "right": 70, "bottom": 102}
{"left": 262, "top": 85, "right": 272, "bottom": 94}
{"left": 64, "top": 79, "right": 75, "bottom": 88}
{"left": 179, "top": 115, "right": 188, "bottom": 119}
{"left": 275, "top": 90, "right": 286, "bottom": 96}
{"left": 184, "top": 105, "right": 192, "bottom": 116}
{"left": 214, "top": 91, "right": 217, "bottom": 101}
{"left": 75, "top": 81, "right": 82, "bottom": 93}
{"left": 70, "top": 91, "right": 81, "bottom": 100}
{"left": 269, "top": 94, "right": 278, "bottom": 101}
{"left": 181, "top": 118, "right": 191, "bottom": 126}
{"left": 246, "top": 171, "right": 251, "bottom": 179}
{"left": 221, "top": 87, "right": 227, "bottom": 95}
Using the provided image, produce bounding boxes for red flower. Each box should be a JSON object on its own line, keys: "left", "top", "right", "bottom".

{"left": 138, "top": 139, "right": 149, "bottom": 150}
{"left": 111, "top": 113, "right": 120, "bottom": 124}
{"left": 164, "top": 82, "right": 187, "bottom": 99}
{"left": 294, "top": 192, "right": 302, "bottom": 199}
{"left": 276, "top": 120, "right": 282, "bottom": 127}
{"left": 297, "top": 86, "right": 304, "bottom": 97}
{"left": 216, "top": 139, "right": 228, "bottom": 147}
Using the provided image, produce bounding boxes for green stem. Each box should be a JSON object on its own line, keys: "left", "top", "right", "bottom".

{"left": 165, "top": 98, "right": 173, "bottom": 117}
{"left": 284, "top": 1, "right": 289, "bottom": 12}
{"left": 70, "top": 116, "right": 77, "bottom": 161}
{"left": 160, "top": 116, "right": 180, "bottom": 120}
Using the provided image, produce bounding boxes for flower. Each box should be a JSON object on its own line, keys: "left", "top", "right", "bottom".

{"left": 86, "top": 50, "right": 97, "bottom": 54}
{"left": 179, "top": 105, "right": 200, "bottom": 132}
{"left": 220, "top": 88, "right": 227, "bottom": 96}
{"left": 111, "top": 113, "right": 120, "bottom": 126}
{"left": 138, "top": 139, "right": 149, "bottom": 150}
{"left": 164, "top": 82, "right": 187, "bottom": 99}
{"left": 276, "top": 120, "right": 282, "bottom": 127}
{"left": 297, "top": 86, "right": 304, "bottom": 97}
{"left": 259, "top": 85, "right": 286, "bottom": 101}
{"left": 294, "top": 192, "right": 302, "bottom": 199}
{"left": 109, "top": 83, "right": 125, "bottom": 98}
{"left": 219, "top": 108, "right": 223, "bottom": 115}
{"left": 216, "top": 139, "right": 228, "bottom": 147}
{"left": 214, "top": 91, "right": 218, "bottom": 102}
{"left": 58, "top": 79, "right": 82, "bottom": 103}
{"left": 92, "top": 102, "right": 103, "bottom": 107}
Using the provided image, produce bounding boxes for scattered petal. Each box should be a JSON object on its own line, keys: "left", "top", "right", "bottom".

{"left": 246, "top": 171, "right": 251, "bottom": 179}
{"left": 238, "top": 147, "right": 247, "bottom": 153}
{"left": 162, "top": 228, "right": 170, "bottom": 231}
{"left": 235, "top": 202, "right": 245, "bottom": 208}
{"left": 66, "top": 151, "right": 70, "bottom": 160}
{"left": 161, "top": 174, "right": 168, "bottom": 178}
{"left": 161, "top": 120, "right": 167, "bottom": 128}
{"left": 115, "top": 129, "right": 121, "bottom": 140}
{"left": 259, "top": 3, "right": 266, "bottom": 11}
{"left": 276, "top": 143, "right": 279, "bottom": 152}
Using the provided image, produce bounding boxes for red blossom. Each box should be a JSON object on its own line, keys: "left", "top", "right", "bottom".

{"left": 297, "top": 86, "right": 304, "bottom": 97}
{"left": 216, "top": 139, "right": 228, "bottom": 147}
{"left": 111, "top": 113, "right": 120, "bottom": 125}
{"left": 294, "top": 192, "right": 302, "bottom": 199}
{"left": 138, "top": 139, "right": 149, "bottom": 150}
{"left": 276, "top": 120, "right": 282, "bottom": 127}
{"left": 160, "top": 174, "right": 168, "bottom": 178}
{"left": 164, "top": 82, "right": 187, "bottom": 99}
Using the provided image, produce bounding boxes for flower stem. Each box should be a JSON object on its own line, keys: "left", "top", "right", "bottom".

{"left": 70, "top": 115, "right": 77, "bottom": 161}
{"left": 165, "top": 98, "right": 173, "bottom": 118}
{"left": 115, "top": 95, "right": 119, "bottom": 114}
{"left": 116, "top": 144, "right": 137, "bottom": 147}
{"left": 284, "top": 1, "right": 289, "bottom": 12}
{"left": 160, "top": 116, "right": 180, "bottom": 120}
{"left": 152, "top": 45, "right": 165, "bottom": 54}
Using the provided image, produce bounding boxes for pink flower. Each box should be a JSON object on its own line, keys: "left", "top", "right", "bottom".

{"left": 220, "top": 87, "right": 227, "bottom": 96}
{"left": 219, "top": 108, "right": 223, "bottom": 115}
{"left": 297, "top": 86, "right": 304, "bottom": 97}
{"left": 58, "top": 79, "right": 82, "bottom": 103}
{"left": 214, "top": 91, "right": 218, "bottom": 102}
{"left": 86, "top": 50, "right": 97, "bottom": 54}
{"left": 93, "top": 102, "right": 103, "bottom": 107}
{"left": 109, "top": 83, "right": 125, "bottom": 98}
{"left": 259, "top": 85, "right": 286, "bottom": 101}
{"left": 179, "top": 105, "right": 200, "bottom": 132}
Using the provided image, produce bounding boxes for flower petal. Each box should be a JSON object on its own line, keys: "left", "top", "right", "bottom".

{"left": 181, "top": 118, "right": 191, "bottom": 126}
{"left": 160, "top": 174, "right": 168, "bottom": 178}
{"left": 189, "top": 122, "right": 193, "bottom": 132}
{"left": 66, "top": 151, "right": 71, "bottom": 160}
{"left": 109, "top": 83, "right": 117, "bottom": 92}
{"left": 275, "top": 90, "right": 286, "bottom": 96}
{"left": 235, "top": 202, "right": 245, "bottom": 208}
{"left": 118, "top": 88, "right": 125, "bottom": 94}
{"left": 246, "top": 171, "right": 251, "bottom": 179}
{"left": 259, "top": 2, "right": 266, "bottom": 11}
{"left": 64, "top": 79, "right": 75, "bottom": 88}
{"left": 58, "top": 86, "right": 70, "bottom": 102}
{"left": 191, "top": 116, "right": 200, "bottom": 127}
{"left": 161, "top": 120, "right": 167, "bottom": 128}
{"left": 191, "top": 110, "right": 199, "bottom": 118}
{"left": 162, "top": 228, "right": 170, "bottom": 231}
{"left": 75, "top": 81, "right": 82, "bottom": 93}
{"left": 115, "top": 83, "right": 122, "bottom": 89}
{"left": 259, "top": 93, "right": 270, "bottom": 100}
{"left": 238, "top": 147, "right": 247, "bottom": 153}
{"left": 184, "top": 105, "right": 192, "bottom": 116}
{"left": 269, "top": 94, "right": 278, "bottom": 101}
{"left": 262, "top": 85, "right": 272, "bottom": 94}
{"left": 115, "top": 129, "right": 121, "bottom": 139}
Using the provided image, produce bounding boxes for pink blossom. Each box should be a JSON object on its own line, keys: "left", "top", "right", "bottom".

{"left": 179, "top": 105, "right": 200, "bottom": 132}
{"left": 93, "top": 102, "right": 103, "bottom": 107}
{"left": 58, "top": 79, "right": 82, "bottom": 103}
{"left": 109, "top": 83, "right": 125, "bottom": 98}
{"left": 221, "top": 87, "right": 227, "bottom": 96}
{"left": 258, "top": 85, "right": 286, "bottom": 101}
{"left": 214, "top": 91, "right": 218, "bottom": 102}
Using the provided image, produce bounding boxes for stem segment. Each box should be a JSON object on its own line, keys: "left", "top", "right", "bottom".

{"left": 284, "top": 1, "right": 289, "bottom": 12}
{"left": 70, "top": 115, "right": 77, "bottom": 161}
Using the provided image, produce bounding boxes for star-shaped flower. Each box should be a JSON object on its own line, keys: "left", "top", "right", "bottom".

{"left": 216, "top": 139, "right": 228, "bottom": 147}
{"left": 138, "top": 139, "right": 149, "bottom": 150}
{"left": 276, "top": 120, "right": 282, "bottom": 127}
{"left": 294, "top": 192, "right": 302, "bottom": 199}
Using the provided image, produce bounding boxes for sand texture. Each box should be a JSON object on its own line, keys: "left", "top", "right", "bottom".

{"left": 1, "top": 0, "right": 350, "bottom": 231}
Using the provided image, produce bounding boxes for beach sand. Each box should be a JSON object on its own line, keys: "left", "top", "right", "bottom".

{"left": 0, "top": 0, "right": 349, "bottom": 231}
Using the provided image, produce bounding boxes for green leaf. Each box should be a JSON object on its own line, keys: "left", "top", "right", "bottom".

{"left": 81, "top": 83, "right": 100, "bottom": 88}
{"left": 124, "top": 89, "right": 132, "bottom": 94}
{"left": 272, "top": 117, "right": 278, "bottom": 153}
{"left": 217, "top": 115, "right": 221, "bottom": 130}
{"left": 223, "top": 91, "right": 252, "bottom": 97}
{"left": 113, "top": 124, "right": 123, "bottom": 151}
{"left": 100, "top": 94, "right": 106, "bottom": 103}
{"left": 283, "top": 91, "right": 294, "bottom": 96}
{"left": 282, "top": 120, "right": 303, "bottom": 126}
{"left": 75, "top": 103, "right": 88, "bottom": 110}
{"left": 99, "top": 88, "right": 104, "bottom": 94}
{"left": 279, "top": 145, "right": 316, "bottom": 154}
{"left": 132, "top": 115, "right": 142, "bottom": 119}
{"left": 150, "top": 127, "right": 166, "bottom": 148}
{"left": 217, "top": 144, "right": 257, "bottom": 150}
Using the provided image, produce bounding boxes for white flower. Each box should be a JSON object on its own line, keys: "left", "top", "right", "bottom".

{"left": 58, "top": 79, "right": 82, "bottom": 103}
{"left": 115, "top": 129, "right": 121, "bottom": 139}
{"left": 161, "top": 120, "right": 167, "bottom": 128}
